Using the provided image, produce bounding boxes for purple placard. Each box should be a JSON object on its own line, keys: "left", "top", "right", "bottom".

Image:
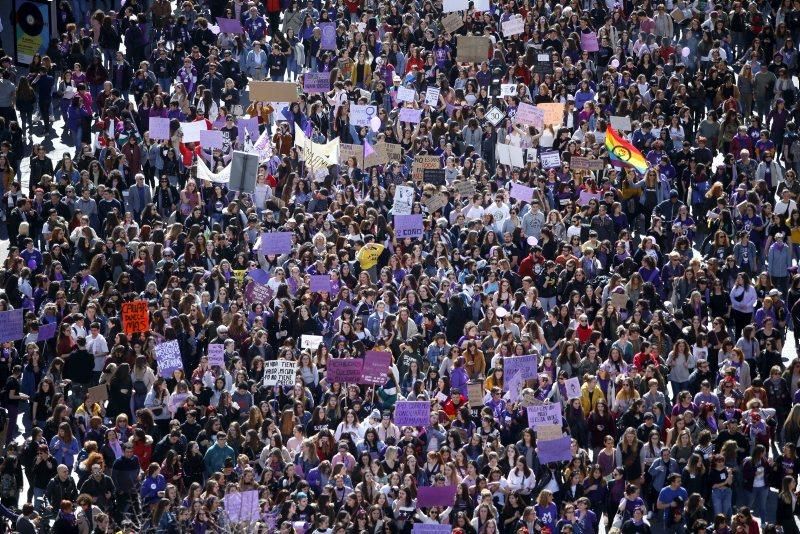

{"left": 155, "top": 340, "right": 182, "bottom": 378}
{"left": 217, "top": 17, "right": 244, "bottom": 34}
{"left": 413, "top": 525, "right": 452, "bottom": 534}
{"left": 361, "top": 350, "right": 391, "bottom": 385}
{"left": 149, "top": 117, "right": 171, "bottom": 141}
{"left": 331, "top": 300, "right": 355, "bottom": 323}
{"left": 237, "top": 117, "right": 260, "bottom": 144}
{"left": 259, "top": 232, "right": 293, "bottom": 255}
{"left": 527, "top": 403, "right": 563, "bottom": 428}
{"left": 38, "top": 322, "right": 57, "bottom": 341}
{"left": 320, "top": 22, "right": 337, "bottom": 50}
{"left": 303, "top": 72, "right": 331, "bottom": 94}
{"left": 394, "top": 401, "right": 431, "bottom": 426}
{"left": 326, "top": 358, "right": 364, "bottom": 383}
{"left": 516, "top": 102, "right": 544, "bottom": 129}
{"left": 208, "top": 343, "right": 225, "bottom": 367}
{"left": 169, "top": 392, "right": 189, "bottom": 413}
{"left": 394, "top": 214, "right": 424, "bottom": 240}
{"left": 199, "top": 129, "right": 224, "bottom": 150}
{"left": 310, "top": 275, "right": 332, "bottom": 293}
{"left": 503, "top": 354, "right": 538, "bottom": 389}
{"left": 0, "top": 308, "right": 24, "bottom": 343}
{"left": 537, "top": 436, "right": 573, "bottom": 463}
{"left": 510, "top": 182, "right": 534, "bottom": 202}
{"left": 248, "top": 268, "right": 270, "bottom": 285}
{"left": 580, "top": 31, "right": 599, "bottom": 52}
{"left": 224, "top": 490, "right": 260, "bottom": 523}
{"left": 417, "top": 486, "right": 457, "bottom": 507}
{"left": 244, "top": 282, "right": 273, "bottom": 305}
{"left": 399, "top": 108, "right": 422, "bottom": 124}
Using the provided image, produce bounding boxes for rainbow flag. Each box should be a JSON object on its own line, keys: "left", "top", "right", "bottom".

{"left": 605, "top": 125, "right": 649, "bottom": 174}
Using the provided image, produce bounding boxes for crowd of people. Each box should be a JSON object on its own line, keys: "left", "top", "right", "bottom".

{"left": 0, "top": 0, "right": 799, "bottom": 532}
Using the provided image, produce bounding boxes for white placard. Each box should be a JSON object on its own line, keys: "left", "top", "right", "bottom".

{"left": 301, "top": 335, "right": 323, "bottom": 351}
{"left": 263, "top": 360, "right": 297, "bottom": 386}
{"left": 496, "top": 143, "right": 525, "bottom": 168}
{"left": 397, "top": 87, "right": 416, "bottom": 102}
{"left": 473, "top": 0, "right": 489, "bottom": 10}
{"left": 425, "top": 88, "right": 440, "bottom": 107}
{"left": 180, "top": 120, "right": 209, "bottom": 143}
{"left": 393, "top": 185, "right": 415, "bottom": 215}
{"left": 610, "top": 115, "right": 633, "bottom": 131}
{"left": 443, "top": 0, "right": 468, "bottom": 12}
{"left": 399, "top": 108, "right": 423, "bottom": 124}
{"left": 351, "top": 104, "right": 378, "bottom": 127}
{"left": 540, "top": 150, "right": 562, "bottom": 169}
{"left": 501, "top": 84, "right": 517, "bottom": 97}
{"left": 502, "top": 17, "right": 525, "bottom": 36}
{"left": 485, "top": 106, "right": 505, "bottom": 126}
{"left": 565, "top": 377, "right": 581, "bottom": 399}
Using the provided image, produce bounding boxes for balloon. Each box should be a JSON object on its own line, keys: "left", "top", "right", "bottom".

{"left": 27, "top": 259, "right": 37, "bottom": 270}
{"left": 527, "top": 236, "right": 538, "bottom": 247}
{"left": 495, "top": 307, "right": 508, "bottom": 318}
{"left": 610, "top": 59, "right": 620, "bottom": 68}
{"left": 681, "top": 47, "right": 690, "bottom": 57}
{"left": 370, "top": 116, "right": 382, "bottom": 132}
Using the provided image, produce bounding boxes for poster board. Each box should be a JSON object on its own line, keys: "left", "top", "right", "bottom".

{"left": 456, "top": 35, "right": 490, "bottom": 63}
{"left": 250, "top": 81, "right": 299, "bottom": 102}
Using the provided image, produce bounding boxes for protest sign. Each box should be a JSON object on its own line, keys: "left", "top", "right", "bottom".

{"left": 456, "top": 36, "right": 490, "bottom": 63}
{"left": 121, "top": 301, "right": 149, "bottom": 335}
{"left": 361, "top": 351, "right": 391, "bottom": 385}
{"left": 502, "top": 17, "right": 525, "bottom": 36}
{"left": 199, "top": 129, "right": 223, "bottom": 150}
{"left": 225, "top": 490, "right": 260, "bottom": 523}
{"left": 303, "top": 72, "right": 331, "bottom": 93}
{"left": 532, "top": 52, "right": 554, "bottom": 75}
{"left": 580, "top": 31, "right": 599, "bottom": 52}
{"left": 327, "top": 359, "right": 364, "bottom": 383}
{"left": 260, "top": 232, "right": 293, "bottom": 255}
{"left": 301, "top": 335, "right": 323, "bottom": 351}
{"left": 537, "top": 436, "right": 573, "bottom": 463}
{"left": 169, "top": 393, "right": 189, "bottom": 413}
{"left": 503, "top": 355, "right": 538, "bottom": 388}
{"left": 393, "top": 185, "right": 415, "bottom": 215}
{"left": 85, "top": 384, "right": 109, "bottom": 407}
{"left": 571, "top": 156, "right": 605, "bottom": 171}
{"left": 527, "top": 403, "right": 563, "bottom": 428}
{"left": 500, "top": 84, "right": 517, "bottom": 97}
{"left": 236, "top": 117, "right": 259, "bottom": 144}
{"left": 423, "top": 192, "right": 448, "bottom": 214}
{"left": 319, "top": 22, "right": 337, "bottom": 50}
{"left": 515, "top": 102, "right": 544, "bottom": 129}
{"left": 454, "top": 180, "right": 476, "bottom": 197}
{"left": 351, "top": 104, "right": 378, "bottom": 127}
{"left": 538, "top": 103, "right": 565, "bottom": 126}
{"left": 507, "top": 371, "right": 523, "bottom": 403}
{"left": 394, "top": 214, "right": 424, "bottom": 239}
{"left": 244, "top": 282, "right": 273, "bottom": 306}
{"left": 540, "top": 150, "right": 562, "bottom": 169}
{"left": 250, "top": 82, "right": 298, "bottom": 102}
{"left": 399, "top": 108, "right": 422, "bottom": 124}
{"left": 148, "top": 117, "right": 171, "bottom": 140}
{"left": 467, "top": 381, "right": 485, "bottom": 407}
{"left": 473, "top": 0, "right": 489, "bottom": 9}
{"left": 496, "top": 143, "right": 525, "bottom": 168}
{"left": 423, "top": 168, "right": 446, "bottom": 186}
{"left": 442, "top": 12, "right": 463, "bottom": 34}
{"left": 510, "top": 182, "right": 534, "bottom": 203}
{"left": 610, "top": 115, "right": 633, "bottom": 131}
{"left": 208, "top": 344, "right": 225, "bottom": 367}
{"left": 180, "top": 120, "right": 208, "bottom": 143}
{"left": 413, "top": 525, "right": 452, "bottom": 534}
{"left": 611, "top": 292, "right": 629, "bottom": 310}
{"left": 263, "top": 360, "right": 297, "bottom": 387}
{"left": 216, "top": 17, "right": 244, "bottom": 33}
{"left": 412, "top": 155, "right": 441, "bottom": 180}
{"left": 364, "top": 141, "right": 402, "bottom": 167}
{"left": 155, "top": 340, "right": 182, "bottom": 378}
{"left": 536, "top": 423, "right": 563, "bottom": 440}
{"left": 331, "top": 300, "right": 355, "bottom": 323}
{"left": 443, "top": 0, "right": 468, "bottom": 11}
{"left": 309, "top": 275, "right": 332, "bottom": 293}
{"left": 425, "top": 87, "right": 440, "bottom": 107}
{"left": 394, "top": 401, "right": 431, "bottom": 426}
{"left": 565, "top": 377, "right": 581, "bottom": 399}
{"left": 38, "top": 322, "right": 57, "bottom": 341}
{"left": 396, "top": 87, "right": 416, "bottom": 102}
{"left": 0, "top": 309, "right": 24, "bottom": 343}
{"left": 417, "top": 486, "right": 457, "bottom": 507}
{"left": 339, "top": 143, "right": 365, "bottom": 168}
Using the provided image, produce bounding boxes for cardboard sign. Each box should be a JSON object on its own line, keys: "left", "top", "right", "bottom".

{"left": 571, "top": 156, "right": 606, "bottom": 171}
{"left": 412, "top": 155, "right": 441, "bottom": 180}
{"left": 516, "top": 102, "right": 544, "bottom": 129}
{"left": 260, "top": 232, "right": 293, "bottom": 255}
{"left": 537, "top": 436, "right": 573, "bottom": 463}
{"left": 540, "top": 150, "right": 562, "bottom": 169}
{"left": 250, "top": 81, "right": 299, "bottom": 102}
{"left": 671, "top": 7, "right": 686, "bottom": 21}
{"left": 303, "top": 72, "right": 331, "bottom": 94}
{"left": 327, "top": 358, "right": 364, "bottom": 383}
{"left": 309, "top": 275, "right": 332, "bottom": 293}
{"left": 364, "top": 141, "right": 402, "bottom": 167}
{"left": 456, "top": 35, "right": 490, "bottom": 63}
{"left": 527, "top": 403, "right": 563, "bottom": 428}
{"left": 148, "top": 117, "right": 171, "bottom": 141}
{"left": 263, "top": 359, "right": 297, "bottom": 386}
{"left": 423, "top": 168, "right": 446, "bottom": 186}
{"left": 208, "top": 343, "right": 225, "bottom": 367}
{"left": 454, "top": 180, "right": 476, "bottom": 197}
{"left": 468, "top": 381, "right": 485, "bottom": 407}
{"left": 394, "top": 401, "right": 431, "bottom": 426}
{"left": 611, "top": 292, "right": 629, "bottom": 310}
{"left": 510, "top": 182, "right": 534, "bottom": 203}
{"left": 0, "top": 309, "right": 24, "bottom": 343}
{"left": 538, "top": 103, "right": 565, "bottom": 126}
{"left": 394, "top": 214, "right": 424, "bottom": 239}
{"left": 417, "top": 486, "right": 457, "bottom": 506}
{"left": 423, "top": 192, "right": 448, "bottom": 214}
{"left": 564, "top": 377, "right": 581, "bottom": 399}
{"left": 396, "top": 87, "right": 416, "bottom": 103}
{"left": 121, "top": 301, "right": 149, "bottom": 335}
{"left": 155, "top": 340, "right": 182, "bottom": 378}
{"left": 442, "top": 12, "right": 464, "bottom": 34}
{"left": 85, "top": 384, "right": 109, "bottom": 406}
{"left": 502, "top": 17, "right": 525, "bottom": 37}
{"left": 339, "top": 143, "right": 365, "bottom": 168}
{"left": 399, "top": 108, "right": 422, "bottom": 124}
{"left": 393, "top": 185, "right": 415, "bottom": 215}
{"left": 580, "top": 31, "right": 599, "bottom": 52}
{"left": 536, "top": 423, "right": 563, "bottom": 440}
{"left": 199, "top": 129, "right": 224, "bottom": 150}
{"left": 610, "top": 115, "right": 633, "bottom": 131}
{"left": 361, "top": 350, "right": 391, "bottom": 385}
{"left": 503, "top": 355, "right": 538, "bottom": 388}
{"left": 425, "top": 88, "right": 440, "bottom": 107}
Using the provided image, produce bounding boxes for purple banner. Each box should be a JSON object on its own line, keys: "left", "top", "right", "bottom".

{"left": 244, "top": 282, "right": 273, "bottom": 305}
{"left": 417, "top": 486, "right": 457, "bottom": 507}
{"left": 394, "top": 401, "right": 431, "bottom": 426}
{"left": 217, "top": 17, "right": 244, "bottom": 34}
{"left": 303, "top": 72, "right": 331, "bottom": 94}
{"left": 155, "top": 340, "right": 182, "bottom": 379}
{"left": 320, "top": 22, "right": 337, "bottom": 50}
{"left": 237, "top": 117, "right": 260, "bottom": 144}
{"left": 260, "top": 232, "right": 293, "bottom": 255}
{"left": 38, "top": 322, "right": 57, "bottom": 341}
{"left": 0, "top": 309, "right": 24, "bottom": 343}
{"left": 413, "top": 525, "right": 452, "bottom": 534}
{"left": 394, "top": 214, "right": 424, "bottom": 240}
{"left": 537, "top": 436, "right": 573, "bottom": 463}
{"left": 361, "top": 350, "right": 391, "bottom": 385}
{"left": 326, "top": 358, "right": 364, "bottom": 383}
{"left": 310, "top": 275, "right": 332, "bottom": 293}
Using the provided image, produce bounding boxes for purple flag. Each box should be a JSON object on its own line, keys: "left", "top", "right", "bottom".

{"left": 537, "top": 436, "right": 573, "bottom": 463}
{"left": 217, "top": 17, "right": 244, "bottom": 34}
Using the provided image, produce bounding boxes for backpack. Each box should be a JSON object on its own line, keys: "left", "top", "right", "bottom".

{"left": 0, "top": 473, "right": 17, "bottom": 500}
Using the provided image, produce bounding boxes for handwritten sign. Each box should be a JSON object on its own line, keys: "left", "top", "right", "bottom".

{"left": 510, "top": 182, "right": 534, "bottom": 203}
{"left": 454, "top": 180, "right": 476, "bottom": 197}
{"left": 564, "top": 377, "right": 581, "bottom": 399}
{"left": 413, "top": 155, "right": 443, "bottom": 181}
{"left": 327, "top": 358, "right": 364, "bottom": 383}
{"left": 301, "top": 335, "right": 323, "bottom": 351}
{"left": 423, "top": 192, "right": 448, "bottom": 214}
{"left": 456, "top": 35, "right": 490, "bottom": 63}
{"left": 503, "top": 355, "right": 538, "bottom": 387}
{"left": 423, "top": 168, "right": 446, "bottom": 186}
{"left": 148, "top": 117, "right": 171, "bottom": 141}
{"left": 361, "top": 350, "right": 391, "bottom": 385}
{"left": 527, "top": 403, "right": 563, "bottom": 428}
{"left": 85, "top": 384, "right": 109, "bottom": 406}
{"left": 393, "top": 185, "right": 415, "bottom": 215}
{"left": 208, "top": 343, "right": 225, "bottom": 367}
{"left": 396, "top": 87, "right": 416, "bottom": 102}
{"left": 351, "top": 104, "right": 378, "bottom": 127}
{"left": 394, "top": 214, "right": 424, "bottom": 239}
{"left": 610, "top": 115, "right": 632, "bottom": 131}
{"left": 502, "top": 17, "right": 525, "bottom": 36}
{"left": 155, "top": 340, "right": 182, "bottom": 378}
{"left": 442, "top": 12, "right": 463, "bottom": 34}
{"left": 399, "top": 108, "right": 422, "bottom": 124}
{"left": 417, "top": 485, "right": 457, "bottom": 506}
{"left": 260, "top": 232, "right": 293, "bottom": 255}
{"left": 425, "top": 87, "right": 440, "bottom": 107}
{"left": 199, "top": 129, "right": 224, "bottom": 150}
{"left": 180, "top": 120, "right": 208, "bottom": 143}
{"left": 540, "top": 150, "right": 562, "bottom": 169}
{"left": 0, "top": 309, "right": 24, "bottom": 343}
{"left": 516, "top": 102, "right": 544, "bottom": 129}
{"left": 303, "top": 72, "right": 331, "bottom": 94}
{"left": 263, "top": 360, "right": 297, "bottom": 387}
{"left": 537, "top": 436, "right": 573, "bottom": 463}
{"left": 571, "top": 156, "right": 605, "bottom": 171}
{"left": 394, "top": 401, "right": 431, "bottom": 426}
{"left": 537, "top": 103, "right": 565, "bottom": 126}
{"left": 500, "top": 84, "right": 517, "bottom": 97}
{"left": 536, "top": 423, "right": 563, "bottom": 440}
